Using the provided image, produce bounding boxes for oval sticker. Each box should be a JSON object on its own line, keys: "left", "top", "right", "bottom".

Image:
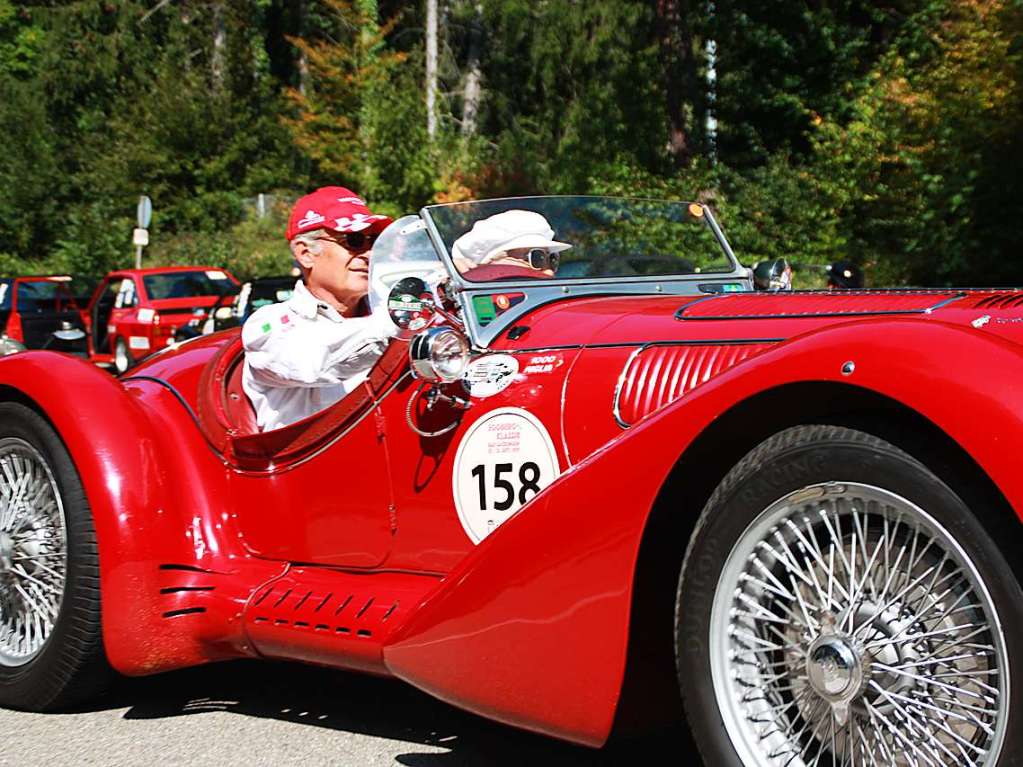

{"left": 452, "top": 407, "right": 561, "bottom": 544}
{"left": 463, "top": 354, "right": 519, "bottom": 398}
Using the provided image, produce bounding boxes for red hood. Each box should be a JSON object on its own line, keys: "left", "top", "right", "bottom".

{"left": 492, "top": 289, "right": 1023, "bottom": 350}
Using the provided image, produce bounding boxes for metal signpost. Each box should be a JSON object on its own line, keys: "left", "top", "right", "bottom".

{"left": 134, "top": 195, "right": 152, "bottom": 269}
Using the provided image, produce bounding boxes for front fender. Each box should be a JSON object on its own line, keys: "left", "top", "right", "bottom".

{"left": 384, "top": 318, "right": 1023, "bottom": 746}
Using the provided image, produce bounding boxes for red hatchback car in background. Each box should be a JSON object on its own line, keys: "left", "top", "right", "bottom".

{"left": 83, "top": 266, "right": 239, "bottom": 373}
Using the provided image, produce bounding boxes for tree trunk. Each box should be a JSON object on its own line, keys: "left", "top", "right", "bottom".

{"left": 655, "top": 0, "right": 694, "bottom": 166}
{"left": 211, "top": 1, "right": 226, "bottom": 92}
{"left": 461, "top": 2, "right": 483, "bottom": 137}
{"left": 298, "top": 0, "right": 310, "bottom": 95}
{"left": 426, "top": 0, "right": 438, "bottom": 137}
{"left": 705, "top": 30, "right": 717, "bottom": 163}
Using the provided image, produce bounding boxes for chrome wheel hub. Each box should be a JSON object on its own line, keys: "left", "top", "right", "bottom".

{"left": 710, "top": 482, "right": 1008, "bottom": 766}
{"left": 807, "top": 630, "right": 861, "bottom": 699}
{"left": 0, "top": 438, "right": 67, "bottom": 667}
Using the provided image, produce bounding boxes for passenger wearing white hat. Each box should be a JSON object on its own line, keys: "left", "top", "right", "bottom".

{"left": 452, "top": 210, "right": 572, "bottom": 281}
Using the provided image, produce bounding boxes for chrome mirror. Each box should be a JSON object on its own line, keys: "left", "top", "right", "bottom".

{"left": 387, "top": 277, "right": 434, "bottom": 331}
{"left": 753, "top": 258, "right": 793, "bottom": 291}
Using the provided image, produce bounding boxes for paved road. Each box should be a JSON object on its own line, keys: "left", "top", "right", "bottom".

{"left": 0, "top": 661, "right": 699, "bottom": 766}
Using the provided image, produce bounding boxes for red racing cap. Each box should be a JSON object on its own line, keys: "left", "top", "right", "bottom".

{"left": 285, "top": 186, "right": 392, "bottom": 241}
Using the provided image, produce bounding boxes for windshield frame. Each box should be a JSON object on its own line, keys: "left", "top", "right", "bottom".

{"left": 422, "top": 195, "right": 742, "bottom": 289}
{"left": 418, "top": 195, "right": 750, "bottom": 348}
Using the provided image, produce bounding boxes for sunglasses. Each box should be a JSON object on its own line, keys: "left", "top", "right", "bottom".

{"left": 516, "top": 248, "right": 560, "bottom": 271}
{"left": 321, "top": 231, "right": 378, "bottom": 252}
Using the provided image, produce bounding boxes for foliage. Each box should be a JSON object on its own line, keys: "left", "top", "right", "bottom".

{"left": 813, "top": 0, "right": 1023, "bottom": 285}
{"left": 0, "top": 0, "right": 1020, "bottom": 287}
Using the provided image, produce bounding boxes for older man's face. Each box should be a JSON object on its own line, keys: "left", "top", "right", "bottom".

{"left": 309, "top": 229, "right": 377, "bottom": 302}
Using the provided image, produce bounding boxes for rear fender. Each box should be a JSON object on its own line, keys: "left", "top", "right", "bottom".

{"left": 384, "top": 318, "right": 1023, "bottom": 746}
{"left": 0, "top": 352, "right": 231, "bottom": 674}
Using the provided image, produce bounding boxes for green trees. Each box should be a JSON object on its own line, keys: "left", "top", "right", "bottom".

{"left": 813, "top": 0, "right": 1023, "bottom": 285}
{"left": 0, "top": 0, "right": 1019, "bottom": 285}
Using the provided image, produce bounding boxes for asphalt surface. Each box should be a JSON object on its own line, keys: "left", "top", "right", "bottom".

{"left": 0, "top": 661, "right": 700, "bottom": 766}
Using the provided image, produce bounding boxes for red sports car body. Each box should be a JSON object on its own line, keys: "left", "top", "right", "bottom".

{"left": 0, "top": 197, "right": 1019, "bottom": 766}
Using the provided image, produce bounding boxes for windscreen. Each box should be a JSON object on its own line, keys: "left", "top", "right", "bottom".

{"left": 15, "top": 280, "right": 76, "bottom": 312}
{"left": 143, "top": 270, "right": 238, "bottom": 300}
{"left": 367, "top": 215, "right": 444, "bottom": 314}
{"left": 249, "top": 279, "right": 294, "bottom": 310}
{"left": 425, "top": 196, "right": 734, "bottom": 283}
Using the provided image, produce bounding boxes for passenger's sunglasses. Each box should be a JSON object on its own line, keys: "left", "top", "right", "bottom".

{"left": 518, "top": 248, "right": 560, "bottom": 271}
{"left": 321, "top": 231, "right": 378, "bottom": 252}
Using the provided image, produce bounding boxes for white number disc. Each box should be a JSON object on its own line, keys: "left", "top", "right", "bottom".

{"left": 452, "top": 407, "right": 561, "bottom": 544}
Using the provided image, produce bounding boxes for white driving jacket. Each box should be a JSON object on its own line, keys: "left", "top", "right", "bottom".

{"left": 242, "top": 281, "right": 396, "bottom": 432}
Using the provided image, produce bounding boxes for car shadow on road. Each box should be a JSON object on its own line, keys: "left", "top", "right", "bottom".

{"left": 86, "top": 659, "right": 700, "bottom": 765}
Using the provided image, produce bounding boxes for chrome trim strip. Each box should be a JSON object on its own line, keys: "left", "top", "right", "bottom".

{"left": 703, "top": 207, "right": 740, "bottom": 266}
{"left": 558, "top": 346, "right": 587, "bottom": 468}
{"left": 511, "top": 338, "right": 786, "bottom": 354}
{"left": 612, "top": 344, "right": 650, "bottom": 429}
{"left": 123, "top": 374, "right": 201, "bottom": 424}
{"left": 676, "top": 292, "right": 969, "bottom": 322}
{"left": 924, "top": 292, "right": 969, "bottom": 313}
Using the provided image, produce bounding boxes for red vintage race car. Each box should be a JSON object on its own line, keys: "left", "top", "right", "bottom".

{"left": 81, "top": 266, "right": 240, "bottom": 373}
{"left": 0, "top": 196, "right": 1020, "bottom": 766}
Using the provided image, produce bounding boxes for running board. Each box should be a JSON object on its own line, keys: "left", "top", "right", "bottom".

{"left": 243, "top": 567, "right": 443, "bottom": 674}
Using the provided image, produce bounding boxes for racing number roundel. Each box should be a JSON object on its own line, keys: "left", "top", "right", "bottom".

{"left": 452, "top": 407, "right": 561, "bottom": 544}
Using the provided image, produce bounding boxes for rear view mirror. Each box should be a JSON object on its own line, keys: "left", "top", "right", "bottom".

{"left": 387, "top": 277, "right": 434, "bottom": 331}
{"left": 753, "top": 258, "right": 793, "bottom": 291}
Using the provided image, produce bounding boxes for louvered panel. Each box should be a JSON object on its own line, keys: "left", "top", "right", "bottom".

{"left": 615, "top": 343, "right": 775, "bottom": 427}
{"left": 971, "top": 293, "right": 1023, "bottom": 310}
{"left": 678, "top": 291, "right": 962, "bottom": 320}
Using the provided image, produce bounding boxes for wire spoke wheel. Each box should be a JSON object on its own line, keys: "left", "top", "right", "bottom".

{"left": 710, "top": 482, "right": 1008, "bottom": 766}
{"left": 0, "top": 437, "right": 67, "bottom": 667}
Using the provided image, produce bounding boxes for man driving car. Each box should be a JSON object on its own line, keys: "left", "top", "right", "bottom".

{"left": 242, "top": 187, "right": 396, "bottom": 432}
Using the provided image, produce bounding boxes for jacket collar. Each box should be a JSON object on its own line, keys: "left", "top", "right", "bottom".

{"left": 288, "top": 280, "right": 344, "bottom": 323}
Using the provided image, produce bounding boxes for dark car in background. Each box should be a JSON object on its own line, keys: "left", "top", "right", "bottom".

{"left": 175, "top": 274, "right": 295, "bottom": 340}
{"left": 0, "top": 275, "right": 87, "bottom": 355}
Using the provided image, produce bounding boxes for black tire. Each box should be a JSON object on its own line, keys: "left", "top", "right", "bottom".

{"left": 676, "top": 424, "right": 1022, "bottom": 766}
{"left": 0, "top": 402, "right": 110, "bottom": 710}
{"left": 113, "top": 338, "right": 134, "bottom": 374}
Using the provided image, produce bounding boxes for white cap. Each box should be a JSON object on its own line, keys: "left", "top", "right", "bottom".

{"left": 451, "top": 210, "right": 572, "bottom": 266}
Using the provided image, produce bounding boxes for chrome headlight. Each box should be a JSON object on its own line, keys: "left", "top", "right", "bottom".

{"left": 0, "top": 336, "right": 26, "bottom": 356}
{"left": 409, "top": 327, "right": 470, "bottom": 383}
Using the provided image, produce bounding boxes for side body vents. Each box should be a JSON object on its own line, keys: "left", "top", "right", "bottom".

{"left": 614, "top": 343, "right": 774, "bottom": 428}
{"left": 971, "top": 293, "right": 1023, "bottom": 310}
{"left": 243, "top": 568, "right": 441, "bottom": 673}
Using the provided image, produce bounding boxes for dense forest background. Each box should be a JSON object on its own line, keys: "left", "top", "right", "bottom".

{"left": 0, "top": 0, "right": 1020, "bottom": 286}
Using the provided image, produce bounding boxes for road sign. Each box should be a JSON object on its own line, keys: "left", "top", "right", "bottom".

{"left": 132, "top": 228, "right": 150, "bottom": 247}
{"left": 137, "top": 195, "right": 152, "bottom": 229}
